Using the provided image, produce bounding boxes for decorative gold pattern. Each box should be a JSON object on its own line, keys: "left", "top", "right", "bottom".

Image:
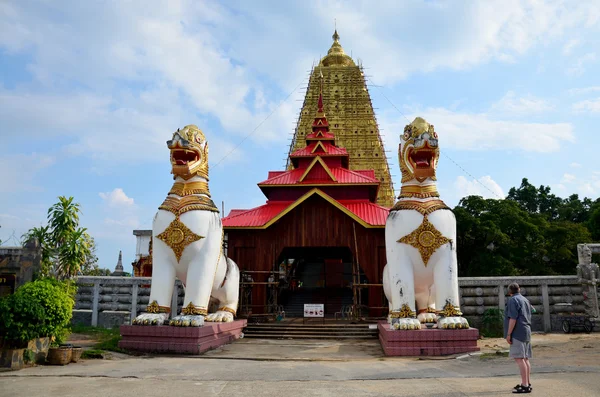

{"left": 391, "top": 199, "right": 450, "bottom": 215}
{"left": 159, "top": 195, "right": 218, "bottom": 216}
{"left": 217, "top": 306, "right": 236, "bottom": 316}
{"left": 398, "top": 184, "right": 440, "bottom": 198}
{"left": 181, "top": 302, "right": 208, "bottom": 316}
{"left": 389, "top": 304, "right": 416, "bottom": 318}
{"left": 437, "top": 302, "right": 463, "bottom": 317}
{"left": 169, "top": 181, "right": 211, "bottom": 197}
{"left": 146, "top": 300, "right": 171, "bottom": 314}
{"left": 287, "top": 30, "right": 395, "bottom": 207}
{"left": 397, "top": 216, "right": 452, "bottom": 266}
{"left": 156, "top": 218, "right": 204, "bottom": 262}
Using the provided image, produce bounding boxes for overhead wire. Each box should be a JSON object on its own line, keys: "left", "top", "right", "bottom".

{"left": 211, "top": 79, "right": 306, "bottom": 168}
{"left": 366, "top": 78, "right": 504, "bottom": 200}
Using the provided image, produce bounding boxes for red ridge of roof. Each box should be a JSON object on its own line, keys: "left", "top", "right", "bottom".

{"left": 290, "top": 142, "right": 348, "bottom": 158}
{"left": 222, "top": 202, "right": 290, "bottom": 228}
{"left": 354, "top": 170, "right": 376, "bottom": 179}
{"left": 222, "top": 192, "right": 389, "bottom": 228}
{"left": 226, "top": 209, "right": 248, "bottom": 217}
{"left": 306, "top": 131, "right": 335, "bottom": 140}
{"left": 259, "top": 166, "right": 379, "bottom": 186}
{"left": 267, "top": 171, "right": 286, "bottom": 179}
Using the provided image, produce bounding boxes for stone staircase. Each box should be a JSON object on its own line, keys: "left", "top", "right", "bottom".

{"left": 243, "top": 322, "right": 379, "bottom": 339}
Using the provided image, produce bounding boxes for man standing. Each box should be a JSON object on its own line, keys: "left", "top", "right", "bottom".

{"left": 504, "top": 282, "right": 533, "bottom": 394}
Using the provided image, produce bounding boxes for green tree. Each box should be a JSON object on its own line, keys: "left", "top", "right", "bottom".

{"left": 458, "top": 178, "right": 598, "bottom": 276}
{"left": 23, "top": 225, "right": 54, "bottom": 276}
{"left": 79, "top": 236, "right": 112, "bottom": 276}
{"left": 23, "top": 196, "right": 93, "bottom": 279}
{"left": 587, "top": 203, "right": 600, "bottom": 241}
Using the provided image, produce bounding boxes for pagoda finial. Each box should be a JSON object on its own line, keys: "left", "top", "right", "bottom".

{"left": 332, "top": 28, "right": 340, "bottom": 43}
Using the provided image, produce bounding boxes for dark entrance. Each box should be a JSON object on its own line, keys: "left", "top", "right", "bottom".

{"left": 277, "top": 247, "right": 363, "bottom": 317}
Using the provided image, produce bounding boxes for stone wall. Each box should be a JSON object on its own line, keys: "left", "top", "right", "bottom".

{"left": 73, "top": 275, "right": 593, "bottom": 332}
{"left": 0, "top": 239, "right": 41, "bottom": 297}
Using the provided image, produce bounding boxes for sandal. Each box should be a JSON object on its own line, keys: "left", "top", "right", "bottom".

{"left": 513, "top": 384, "right": 532, "bottom": 391}
{"left": 512, "top": 385, "right": 531, "bottom": 393}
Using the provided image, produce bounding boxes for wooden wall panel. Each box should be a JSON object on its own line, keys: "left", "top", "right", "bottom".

{"left": 227, "top": 195, "right": 387, "bottom": 314}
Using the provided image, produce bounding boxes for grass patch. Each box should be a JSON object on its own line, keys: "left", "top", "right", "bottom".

{"left": 70, "top": 325, "right": 127, "bottom": 354}
{"left": 81, "top": 349, "right": 107, "bottom": 359}
{"left": 480, "top": 351, "right": 509, "bottom": 359}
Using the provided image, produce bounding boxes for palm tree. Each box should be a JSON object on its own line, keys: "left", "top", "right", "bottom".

{"left": 23, "top": 196, "right": 92, "bottom": 279}
{"left": 48, "top": 196, "right": 81, "bottom": 247}
{"left": 57, "top": 228, "right": 91, "bottom": 279}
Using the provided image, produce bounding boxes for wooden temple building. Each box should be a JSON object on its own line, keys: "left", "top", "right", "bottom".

{"left": 133, "top": 30, "right": 394, "bottom": 318}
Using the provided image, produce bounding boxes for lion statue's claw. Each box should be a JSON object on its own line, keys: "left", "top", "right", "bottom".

{"left": 417, "top": 312, "right": 437, "bottom": 324}
{"left": 390, "top": 317, "right": 422, "bottom": 330}
{"left": 132, "top": 313, "right": 169, "bottom": 326}
{"left": 169, "top": 315, "right": 205, "bottom": 327}
{"left": 205, "top": 311, "right": 234, "bottom": 323}
{"left": 438, "top": 317, "right": 469, "bottom": 329}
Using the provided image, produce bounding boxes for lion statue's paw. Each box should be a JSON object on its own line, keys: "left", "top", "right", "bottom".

{"left": 417, "top": 312, "right": 437, "bottom": 324}
{"left": 169, "top": 315, "right": 205, "bottom": 327}
{"left": 132, "top": 313, "right": 169, "bottom": 326}
{"left": 205, "top": 311, "right": 234, "bottom": 323}
{"left": 438, "top": 317, "right": 469, "bottom": 329}
{"left": 390, "top": 318, "right": 422, "bottom": 330}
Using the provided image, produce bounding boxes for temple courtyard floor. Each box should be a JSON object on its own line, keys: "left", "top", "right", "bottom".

{"left": 1, "top": 332, "right": 599, "bottom": 396}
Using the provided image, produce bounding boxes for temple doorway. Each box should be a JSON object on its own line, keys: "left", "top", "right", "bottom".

{"left": 277, "top": 247, "right": 365, "bottom": 317}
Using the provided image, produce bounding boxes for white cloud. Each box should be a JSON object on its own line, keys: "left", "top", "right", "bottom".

{"left": 570, "top": 162, "right": 582, "bottom": 168}
{"left": 562, "top": 173, "right": 577, "bottom": 183}
{"left": 491, "top": 91, "right": 554, "bottom": 115}
{"left": 562, "top": 39, "right": 581, "bottom": 55}
{"left": 568, "top": 86, "right": 600, "bottom": 95}
{"left": 99, "top": 188, "right": 135, "bottom": 208}
{"left": 379, "top": 106, "right": 573, "bottom": 155}
{"left": 0, "top": 1, "right": 299, "bottom": 166}
{"left": 454, "top": 175, "right": 505, "bottom": 200}
{"left": 572, "top": 97, "right": 600, "bottom": 113}
{"left": 0, "top": 153, "right": 56, "bottom": 193}
{"left": 567, "top": 52, "right": 597, "bottom": 76}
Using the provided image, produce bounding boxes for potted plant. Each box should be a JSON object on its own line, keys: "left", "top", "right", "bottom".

{"left": 0, "top": 278, "right": 75, "bottom": 369}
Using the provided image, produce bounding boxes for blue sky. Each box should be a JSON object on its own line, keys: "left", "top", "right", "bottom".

{"left": 1, "top": 0, "right": 600, "bottom": 273}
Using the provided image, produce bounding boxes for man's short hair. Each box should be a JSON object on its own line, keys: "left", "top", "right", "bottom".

{"left": 508, "top": 283, "right": 520, "bottom": 294}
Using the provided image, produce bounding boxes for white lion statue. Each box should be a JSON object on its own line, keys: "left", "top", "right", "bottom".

{"left": 133, "top": 125, "right": 240, "bottom": 327}
{"left": 383, "top": 117, "right": 468, "bottom": 330}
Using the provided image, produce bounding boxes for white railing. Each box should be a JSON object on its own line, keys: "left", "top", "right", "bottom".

{"left": 74, "top": 275, "right": 584, "bottom": 331}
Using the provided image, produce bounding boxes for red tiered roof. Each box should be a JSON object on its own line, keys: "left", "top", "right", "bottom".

{"left": 223, "top": 79, "right": 388, "bottom": 229}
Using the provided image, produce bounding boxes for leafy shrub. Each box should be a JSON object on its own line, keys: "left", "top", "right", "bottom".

{"left": 0, "top": 279, "right": 76, "bottom": 347}
{"left": 481, "top": 308, "right": 505, "bottom": 338}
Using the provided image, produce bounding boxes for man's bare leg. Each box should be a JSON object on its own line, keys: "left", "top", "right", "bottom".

{"left": 524, "top": 358, "right": 531, "bottom": 386}
{"left": 515, "top": 359, "right": 528, "bottom": 386}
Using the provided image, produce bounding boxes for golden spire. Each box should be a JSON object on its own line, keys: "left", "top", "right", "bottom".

{"left": 320, "top": 28, "right": 355, "bottom": 67}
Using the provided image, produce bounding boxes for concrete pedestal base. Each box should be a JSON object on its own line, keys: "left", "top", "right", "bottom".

{"left": 119, "top": 320, "right": 247, "bottom": 354}
{"left": 378, "top": 322, "right": 480, "bottom": 356}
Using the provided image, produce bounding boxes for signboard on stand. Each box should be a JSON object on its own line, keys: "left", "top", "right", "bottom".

{"left": 304, "top": 304, "right": 324, "bottom": 318}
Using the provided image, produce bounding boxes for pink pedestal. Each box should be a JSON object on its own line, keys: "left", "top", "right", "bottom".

{"left": 378, "top": 322, "right": 480, "bottom": 356}
{"left": 119, "top": 320, "right": 247, "bottom": 354}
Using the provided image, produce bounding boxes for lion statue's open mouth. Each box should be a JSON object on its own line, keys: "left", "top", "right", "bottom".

{"left": 408, "top": 146, "right": 436, "bottom": 179}
{"left": 400, "top": 118, "right": 440, "bottom": 183}
{"left": 167, "top": 125, "right": 208, "bottom": 180}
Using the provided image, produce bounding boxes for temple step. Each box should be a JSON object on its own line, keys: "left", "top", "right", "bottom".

{"left": 243, "top": 323, "right": 378, "bottom": 339}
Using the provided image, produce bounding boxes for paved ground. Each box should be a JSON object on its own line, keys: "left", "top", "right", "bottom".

{"left": 1, "top": 332, "right": 599, "bottom": 396}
